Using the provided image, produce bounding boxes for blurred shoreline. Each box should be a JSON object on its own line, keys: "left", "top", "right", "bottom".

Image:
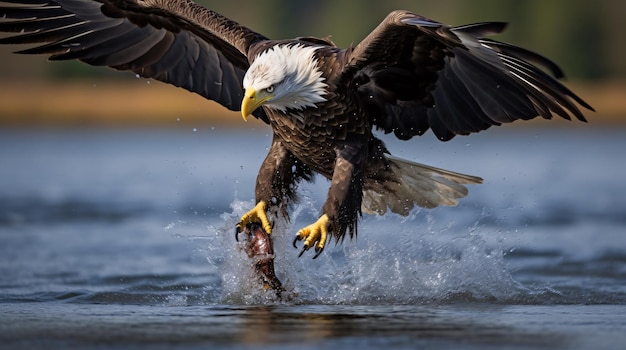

{"left": 0, "top": 80, "right": 623, "bottom": 128}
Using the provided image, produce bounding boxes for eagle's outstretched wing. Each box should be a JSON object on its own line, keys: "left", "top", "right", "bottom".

{"left": 348, "top": 10, "right": 594, "bottom": 141}
{"left": 0, "top": 0, "right": 269, "bottom": 122}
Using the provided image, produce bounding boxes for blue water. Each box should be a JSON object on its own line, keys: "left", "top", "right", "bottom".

{"left": 1, "top": 127, "right": 625, "bottom": 349}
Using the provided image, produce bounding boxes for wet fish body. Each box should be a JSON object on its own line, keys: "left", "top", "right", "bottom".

{"left": 237, "top": 223, "right": 284, "bottom": 296}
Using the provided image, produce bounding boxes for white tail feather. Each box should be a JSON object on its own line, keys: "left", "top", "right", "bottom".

{"left": 362, "top": 155, "right": 483, "bottom": 216}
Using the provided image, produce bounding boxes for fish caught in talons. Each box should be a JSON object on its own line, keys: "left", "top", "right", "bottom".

{"left": 236, "top": 222, "right": 285, "bottom": 297}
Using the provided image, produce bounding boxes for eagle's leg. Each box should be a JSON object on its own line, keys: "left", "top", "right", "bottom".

{"left": 294, "top": 144, "right": 365, "bottom": 258}
{"left": 235, "top": 201, "right": 271, "bottom": 239}
{"left": 294, "top": 214, "right": 329, "bottom": 258}
{"left": 236, "top": 136, "right": 312, "bottom": 239}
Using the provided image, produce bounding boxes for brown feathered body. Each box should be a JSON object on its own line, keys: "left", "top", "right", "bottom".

{"left": 246, "top": 41, "right": 372, "bottom": 239}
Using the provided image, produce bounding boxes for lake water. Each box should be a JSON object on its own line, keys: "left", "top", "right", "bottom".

{"left": 1, "top": 127, "right": 625, "bottom": 349}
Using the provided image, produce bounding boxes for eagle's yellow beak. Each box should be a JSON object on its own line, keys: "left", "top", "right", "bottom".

{"left": 241, "top": 87, "right": 273, "bottom": 121}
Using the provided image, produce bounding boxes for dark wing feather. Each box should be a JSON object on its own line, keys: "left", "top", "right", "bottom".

{"left": 0, "top": 0, "right": 269, "bottom": 122}
{"left": 347, "top": 10, "right": 593, "bottom": 141}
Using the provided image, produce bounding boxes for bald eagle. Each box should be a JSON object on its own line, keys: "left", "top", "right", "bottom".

{"left": 0, "top": 0, "right": 592, "bottom": 259}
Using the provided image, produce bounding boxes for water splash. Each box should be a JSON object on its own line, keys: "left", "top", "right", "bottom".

{"left": 206, "top": 199, "right": 528, "bottom": 305}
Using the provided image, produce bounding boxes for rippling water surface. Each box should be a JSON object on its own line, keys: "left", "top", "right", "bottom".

{"left": 1, "top": 127, "right": 625, "bottom": 349}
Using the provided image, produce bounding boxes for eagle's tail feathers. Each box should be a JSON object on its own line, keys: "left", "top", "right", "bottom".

{"left": 361, "top": 155, "right": 483, "bottom": 216}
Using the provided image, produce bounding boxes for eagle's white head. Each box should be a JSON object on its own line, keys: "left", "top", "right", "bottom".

{"left": 241, "top": 44, "right": 328, "bottom": 120}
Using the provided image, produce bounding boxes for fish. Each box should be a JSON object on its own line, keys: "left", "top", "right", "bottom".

{"left": 235, "top": 222, "right": 284, "bottom": 297}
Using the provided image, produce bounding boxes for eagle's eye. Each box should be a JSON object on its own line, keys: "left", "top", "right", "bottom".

{"left": 266, "top": 85, "right": 275, "bottom": 93}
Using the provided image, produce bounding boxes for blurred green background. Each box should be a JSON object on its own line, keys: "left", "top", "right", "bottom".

{"left": 0, "top": 0, "right": 623, "bottom": 126}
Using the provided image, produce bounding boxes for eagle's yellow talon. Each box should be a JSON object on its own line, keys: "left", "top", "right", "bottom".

{"left": 294, "top": 214, "right": 329, "bottom": 259}
{"left": 236, "top": 201, "right": 272, "bottom": 239}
